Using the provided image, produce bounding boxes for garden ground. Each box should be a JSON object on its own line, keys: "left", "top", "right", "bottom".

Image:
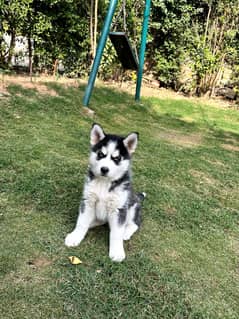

{"left": 0, "top": 77, "right": 239, "bottom": 318}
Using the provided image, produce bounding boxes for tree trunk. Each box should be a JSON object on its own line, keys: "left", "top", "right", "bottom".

{"left": 93, "top": 0, "right": 98, "bottom": 59}
{"left": 53, "top": 59, "right": 58, "bottom": 77}
{"left": 203, "top": 4, "right": 211, "bottom": 49}
{"left": 28, "top": 36, "right": 33, "bottom": 79}
{"left": 90, "top": 0, "right": 94, "bottom": 59}
{"left": 7, "top": 31, "right": 16, "bottom": 65}
{"left": 210, "top": 55, "right": 225, "bottom": 96}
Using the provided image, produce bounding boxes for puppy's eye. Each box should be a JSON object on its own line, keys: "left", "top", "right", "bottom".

{"left": 112, "top": 155, "right": 121, "bottom": 163}
{"left": 97, "top": 151, "right": 105, "bottom": 160}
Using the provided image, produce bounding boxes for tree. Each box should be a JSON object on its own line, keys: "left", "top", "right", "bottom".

{"left": 0, "top": 0, "right": 239, "bottom": 96}
{"left": 189, "top": 0, "right": 239, "bottom": 95}
{"left": 29, "top": 0, "right": 90, "bottom": 75}
{"left": 148, "top": 0, "right": 195, "bottom": 88}
{"left": 0, "top": 0, "right": 32, "bottom": 67}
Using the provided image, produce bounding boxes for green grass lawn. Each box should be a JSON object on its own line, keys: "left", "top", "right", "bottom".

{"left": 0, "top": 80, "right": 239, "bottom": 318}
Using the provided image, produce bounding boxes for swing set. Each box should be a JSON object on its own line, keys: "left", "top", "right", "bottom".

{"left": 83, "top": 0, "right": 151, "bottom": 107}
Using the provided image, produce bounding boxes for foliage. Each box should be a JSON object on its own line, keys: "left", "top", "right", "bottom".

{"left": 187, "top": 0, "right": 239, "bottom": 95}
{"left": 149, "top": 0, "right": 195, "bottom": 87}
{"left": 0, "top": 0, "right": 239, "bottom": 93}
{"left": 148, "top": 0, "right": 239, "bottom": 94}
{"left": 99, "top": 41, "right": 119, "bottom": 80}
{"left": 0, "top": 0, "right": 33, "bottom": 67}
{"left": 31, "top": 0, "right": 90, "bottom": 75}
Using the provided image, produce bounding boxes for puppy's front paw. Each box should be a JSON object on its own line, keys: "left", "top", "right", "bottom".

{"left": 65, "top": 231, "right": 82, "bottom": 247}
{"left": 109, "top": 249, "right": 126, "bottom": 262}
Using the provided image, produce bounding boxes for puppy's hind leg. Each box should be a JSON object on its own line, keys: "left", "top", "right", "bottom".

{"left": 89, "top": 219, "right": 106, "bottom": 228}
{"left": 123, "top": 223, "right": 138, "bottom": 241}
{"left": 123, "top": 203, "right": 141, "bottom": 241}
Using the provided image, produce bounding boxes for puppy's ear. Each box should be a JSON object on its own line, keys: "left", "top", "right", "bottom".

{"left": 90, "top": 123, "right": 105, "bottom": 146}
{"left": 123, "top": 132, "right": 139, "bottom": 154}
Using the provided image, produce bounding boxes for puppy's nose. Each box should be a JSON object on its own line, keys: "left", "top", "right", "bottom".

{"left": 101, "top": 167, "right": 109, "bottom": 175}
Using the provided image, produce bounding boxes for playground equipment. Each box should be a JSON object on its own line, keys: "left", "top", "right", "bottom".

{"left": 83, "top": 0, "right": 151, "bottom": 107}
{"left": 109, "top": 32, "right": 138, "bottom": 71}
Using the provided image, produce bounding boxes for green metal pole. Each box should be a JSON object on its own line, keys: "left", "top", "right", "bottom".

{"left": 83, "top": 0, "right": 118, "bottom": 107}
{"left": 135, "top": 0, "right": 151, "bottom": 101}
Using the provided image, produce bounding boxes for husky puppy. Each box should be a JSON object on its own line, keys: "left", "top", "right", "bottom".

{"left": 65, "top": 123, "right": 145, "bottom": 262}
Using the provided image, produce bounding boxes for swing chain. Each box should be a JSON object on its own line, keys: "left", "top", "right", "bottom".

{"left": 110, "top": 0, "right": 139, "bottom": 64}
{"left": 111, "top": 0, "right": 127, "bottom": 32}
{"left": 123, "top": 0, "right": 127, "bottom": 32}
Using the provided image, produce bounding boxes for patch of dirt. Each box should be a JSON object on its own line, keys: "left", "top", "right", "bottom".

{"left": 31, "top": 83, "right": 58, "bottom": 96}
{"left": 190, "top": 169, "right": 218, "bottom": 186}
{"left": 163, "top": 204, "right": 177, "bottom": 215}
{"left": 1, "top": 75, "right": 237, "bottom": 110}
{"left": 1, "top": 75, "right": 86, "bottom": 97}
{"left": 27, "top": 257, "right": 53, "bottom": 269}
{"left": 0, "top": 86, "right": 10, "bottom": 98}
{"left": 181, "top": 116, "right": 195, "bottom": 123}
{"left": 230, "top": 236, "right": 239, "bottom": 257}
{"left": 81, "top": 106, "right": 95, "bottom": 117}
{"left": 112, "top": 81, "right": 235, "bottom": 109}
{"left": 167, "top": 249, "right": 181, "bottom": 260}
{"left": 221, "top": 144, "right": 239, "bottom": 152}
{"left": 16, "top": 81, "right": 58, "bottom": 96}
{"left": 112, "top": 114, "right": 130, "bottom": 124}
{"left": 158, "top": 129, "right": 203, "bottom": 148}
{"left": 203, "top": 158, "right": 226, "bottom": 168}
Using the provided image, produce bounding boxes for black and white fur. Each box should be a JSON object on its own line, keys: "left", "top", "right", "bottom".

{"left": 65, "top": 123, "right": 145, "bottom": 262}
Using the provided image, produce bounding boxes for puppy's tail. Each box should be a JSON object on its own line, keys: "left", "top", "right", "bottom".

{"left": 137, "top": 192, "right": 146, "bottom": 202}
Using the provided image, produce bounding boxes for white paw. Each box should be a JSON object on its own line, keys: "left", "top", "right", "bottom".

{"left": 109, "top": 249, "right": 126, "bottom": 262}
{"left": 65, "top": 231, "right": 82, "bottom": 247}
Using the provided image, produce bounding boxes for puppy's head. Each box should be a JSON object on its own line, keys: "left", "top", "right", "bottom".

{"left": 89, "top": 123, "right": 138, "bottom": 180}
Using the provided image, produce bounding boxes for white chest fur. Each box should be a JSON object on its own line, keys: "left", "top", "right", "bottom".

{"left": 83, "top": 178, "right": 127, "bottom": 221}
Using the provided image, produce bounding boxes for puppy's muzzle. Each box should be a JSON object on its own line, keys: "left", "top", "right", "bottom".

{"left": 101, "top": 167, "right": 109, "bottom": 176}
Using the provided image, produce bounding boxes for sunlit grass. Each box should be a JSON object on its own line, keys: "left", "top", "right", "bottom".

{"left": 0, "top": 81, "right": 239, "bottom": 318}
